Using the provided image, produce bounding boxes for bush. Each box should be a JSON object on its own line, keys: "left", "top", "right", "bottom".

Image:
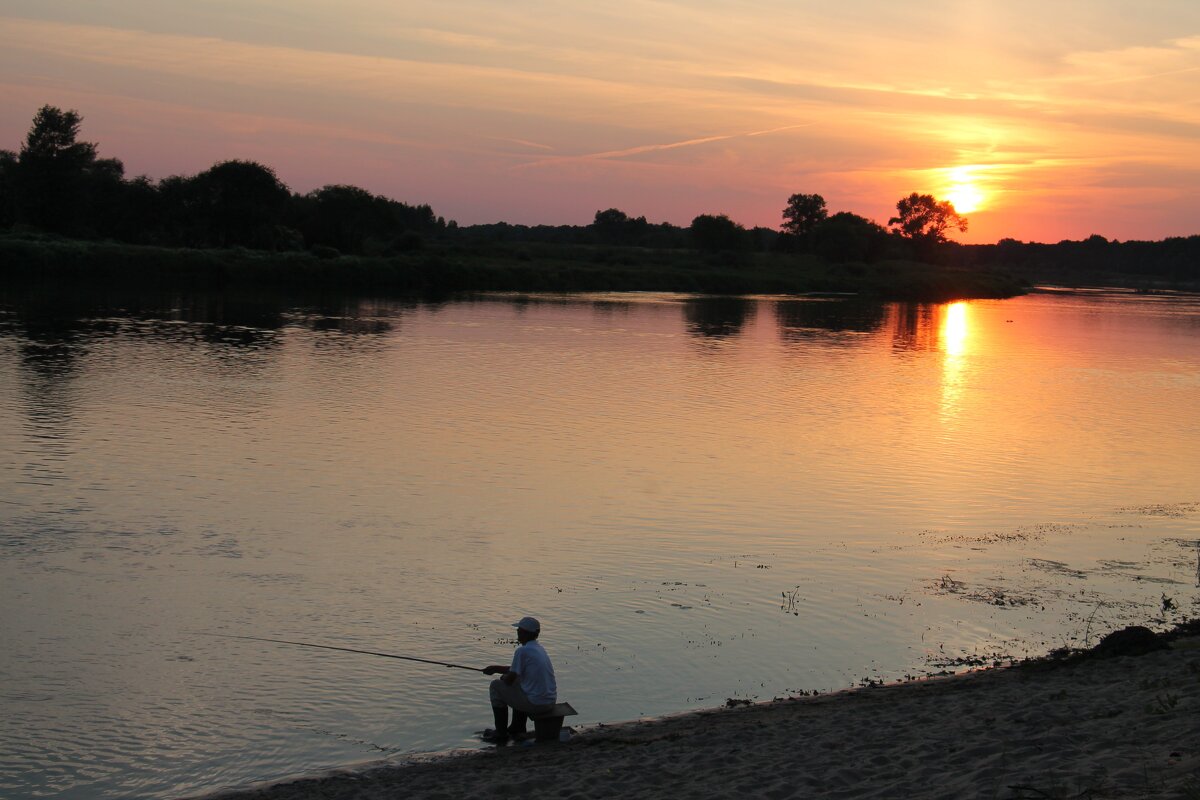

{"left": 392, "top": 232, "right": 423, "bottom": 252}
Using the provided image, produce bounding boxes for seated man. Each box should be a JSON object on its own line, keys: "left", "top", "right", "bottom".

{"left": 482, "top": 616, "right": 556, "bottom": 743}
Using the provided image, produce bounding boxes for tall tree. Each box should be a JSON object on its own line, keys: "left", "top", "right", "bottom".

{"left": 781, "top": 193, "right": 828, "bottom": 237}
{"left": 20, "top": 106, "right": 96, "bottom": 166}
{"left": 888, "top": 193, "right": 967, "bottom": 244}
{"left": 17, "top": 105, "right": 102, "bottom": 233}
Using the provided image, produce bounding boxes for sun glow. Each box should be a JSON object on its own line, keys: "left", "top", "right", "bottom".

{"left": 946, "top": 183, "right": 985, "bottom": 214}
{"left": 943, "top": 166, "right": 987, "bottom": 214}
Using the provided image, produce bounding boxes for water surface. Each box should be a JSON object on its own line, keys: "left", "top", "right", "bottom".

{"left": 1, "top": 289, "right": 1198, "bottom": 798}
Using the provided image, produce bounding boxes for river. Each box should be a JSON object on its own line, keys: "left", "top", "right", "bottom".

{"left": 1, "top": 288, "right": 1198, "bottom": 798}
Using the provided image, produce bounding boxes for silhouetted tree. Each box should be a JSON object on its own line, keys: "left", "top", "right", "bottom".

{"left": 811, "top": 212, "right": 886, "bottom": 263}
{"left": 152, "top": 174, "right": 202, "bottom": 246}
{"left": 0, "top": 149, "right": 17, "bottom": 228}
{"left": 690, "top": 213, "right": 746, "bottom": 252}
{"left": 592, "top": 208, "right": 650, "bottom": 245}
{"left": 16, "top": 105, "right": 106, "bottom": 233}
{"left": 748, "top": 226, "right": 780, "bottom": 252}
{"left": 639, "top": 221, "right": 688, "bottom": 249}
{"left": 781, "top": 193, "right": 828, "bottom": 237}
{"left": 593, "top": 208, "right": 629, "bottom": 239}
{"left": 83, "top": 156, "right": 133, "bottom": 238}
{"left": 888, "top": 193, "right": 967, "bottom": 244}
{"left": 294, "top": 184, "right": 392, "bottom": 254}
{"left": 189, "top": 160, "right": 291, "bottom": 248}
{"left": 388, "top": 200, "right": 442, "bottom": 235}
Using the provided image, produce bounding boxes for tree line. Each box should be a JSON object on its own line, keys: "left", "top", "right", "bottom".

{"left": 0, "top": 105, "right": 966, "bottom": 261}
{"left": 0, "top": 106, "right": 447, "bottom": 256}
{"left": 958, "top": 235, "right": 1200, "bottom": 284}
{"left": 1, "top": 105, "right": 1196, "bottom": 284}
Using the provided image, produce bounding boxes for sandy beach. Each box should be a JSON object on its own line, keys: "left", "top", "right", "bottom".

{"left": 201, "top": 630, "right": 1200, "bottom": 800}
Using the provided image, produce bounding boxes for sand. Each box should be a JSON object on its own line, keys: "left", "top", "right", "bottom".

{"left": 201, "top": 636, "right": 1200, "bottom": 800}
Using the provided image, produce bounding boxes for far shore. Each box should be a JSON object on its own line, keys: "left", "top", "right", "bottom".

{"left": 0, "top": 234, "right": 1027, "bottom": 302}
{"left": 199, "top": 627, "right": 1200, "bottom": 800}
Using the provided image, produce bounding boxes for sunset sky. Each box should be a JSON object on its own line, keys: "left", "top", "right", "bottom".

{"left": 2, "top": 1, "right": 1198, "bottom": 243}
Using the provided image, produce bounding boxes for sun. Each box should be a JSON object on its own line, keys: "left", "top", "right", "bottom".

{"left": 942, "top": 166, "right": 987, "bottom": 214}
{"left": 946, "top": 183, "right": 984, "bottom": 214}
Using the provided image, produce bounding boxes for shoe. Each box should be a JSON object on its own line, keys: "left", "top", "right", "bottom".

{"left": 508, "top": 710, "right": 529, "bottom": 740}
{"left": 481, "top": 729, "right": 510, "bottom": 744}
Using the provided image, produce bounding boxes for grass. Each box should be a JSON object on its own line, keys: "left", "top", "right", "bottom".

{"left": 0, "top": 233, "right": 1029, "bottom": 302}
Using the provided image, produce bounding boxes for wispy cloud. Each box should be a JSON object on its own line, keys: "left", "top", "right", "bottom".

{"left": 515, "top": 124, "right": 818, "bottom": 170}
{"left": 483, "top": 136, "right": 556, "bottom": 152}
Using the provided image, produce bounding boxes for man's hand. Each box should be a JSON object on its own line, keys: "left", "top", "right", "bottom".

{"left": 482, "top": 665, "right": 509, "bottom": 675}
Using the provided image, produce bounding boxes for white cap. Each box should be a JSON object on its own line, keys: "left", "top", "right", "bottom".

{"left": 513, "top": 616, "right": 541, "bottom": 633}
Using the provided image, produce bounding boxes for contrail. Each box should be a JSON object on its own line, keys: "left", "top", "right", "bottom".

{"left": 514, "top": 122, "right": 817, "bottom": 169}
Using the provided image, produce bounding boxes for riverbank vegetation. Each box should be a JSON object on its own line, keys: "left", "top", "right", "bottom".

{"left": 1, "top": 105, "right": 1194, "bottom": 298}
{"left": 0, "top": 232, "right": 1025, "bottom": 300}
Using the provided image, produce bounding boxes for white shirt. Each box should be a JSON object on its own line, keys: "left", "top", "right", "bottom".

{"left": 510, "top": 639, "right": 556, "bottom": 706}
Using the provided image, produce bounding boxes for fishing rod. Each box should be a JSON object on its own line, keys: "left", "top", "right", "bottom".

{"left": 201, "top": 632, "right": 485, "bottom": 672}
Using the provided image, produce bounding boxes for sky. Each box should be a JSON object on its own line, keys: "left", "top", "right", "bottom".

{"left": 1, "top": 1, "right": 1198, "bottom": 243}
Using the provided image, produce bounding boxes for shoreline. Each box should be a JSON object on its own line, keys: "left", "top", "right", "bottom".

{"left": 199, "top": 629, "right": 1200, "bottom": 800}
{"left": 0, "top": 234, "right": 1027, "bottom": 302}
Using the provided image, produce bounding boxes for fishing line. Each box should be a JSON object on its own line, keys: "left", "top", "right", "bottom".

{"left": 199, "top": 632, "right": 485, "bottom": 672}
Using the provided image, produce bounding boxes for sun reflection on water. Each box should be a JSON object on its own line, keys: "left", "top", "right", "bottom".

{"left": 942, "top": 302, "right": 969, "bottom": 356}
{"left": 940, "top": 302, "right": 970, "bottom": 419}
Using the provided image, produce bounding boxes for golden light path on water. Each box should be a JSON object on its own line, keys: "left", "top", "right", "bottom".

{"left": 940, "top": 301, "right": 970, "bottom": 422}
{"left": 943, "top": 301, "right": 969, "bottom": 357}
